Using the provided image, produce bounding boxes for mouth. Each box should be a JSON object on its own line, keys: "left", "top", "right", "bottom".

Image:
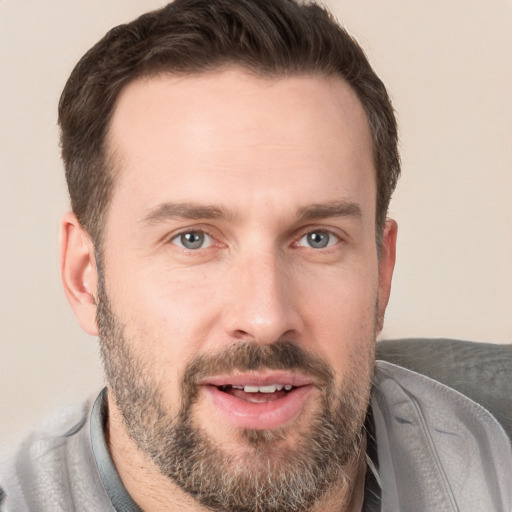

{"left": 215, "top": 383, "right": 298, "bottom": 403}
{"left": 201, "top": 373, "right": 316, "bottom": 430}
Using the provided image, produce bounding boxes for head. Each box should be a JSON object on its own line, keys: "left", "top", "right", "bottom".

{"left": 59, "top": 0, "right": 399, "bottom": 251}
{"left": 59, "top": 1, "right": 399, "bottom": 511}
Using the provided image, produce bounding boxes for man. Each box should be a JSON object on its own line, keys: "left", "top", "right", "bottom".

{"left": 1, "top": 0, "right": 510, "bottom": 511}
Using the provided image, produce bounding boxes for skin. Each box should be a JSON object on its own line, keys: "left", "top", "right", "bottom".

{"left": 60, "top": 68, "right": 397, "bottom": 511}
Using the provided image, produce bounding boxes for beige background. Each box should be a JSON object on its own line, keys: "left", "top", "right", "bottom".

{"left": 1, "top": 0, "right": 511, "bottom": 441}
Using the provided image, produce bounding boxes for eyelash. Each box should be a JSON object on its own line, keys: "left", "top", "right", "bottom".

{"left": 295, "top": 229, "right": 341, "bottom": 250}
{"left": 169, "top": 228, "right": 216, "bottom": 251}
{"left": 168, "top": 226, "right": 342, "bottom": 252}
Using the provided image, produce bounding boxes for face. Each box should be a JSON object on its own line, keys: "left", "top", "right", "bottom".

{"left": 92, "top": 69, "right": 396, "bottom": 511}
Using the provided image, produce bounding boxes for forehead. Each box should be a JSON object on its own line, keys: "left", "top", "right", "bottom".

{"left": 106, "top": 68, "right": 375, "bottom": 222}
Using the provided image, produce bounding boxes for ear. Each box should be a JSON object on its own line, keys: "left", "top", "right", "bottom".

{"left": 60, "top": 212, "right": 99, "bottom": 336}
{"left": 376, "top": 219, "right": 398, "bottom": 333}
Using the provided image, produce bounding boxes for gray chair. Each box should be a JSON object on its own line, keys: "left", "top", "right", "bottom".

{"left": 376, "top": 338, "right": 512, "bottom": 440}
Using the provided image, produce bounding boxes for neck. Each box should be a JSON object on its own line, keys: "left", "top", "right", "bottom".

{"left": 106, "top": 393, "right": 202, "bottom": 511}
{"left": 106, "top": 393, "right": 367, "bottom": 512}
{"left": 307, "top": 435, "right": 367, "bottom": 512}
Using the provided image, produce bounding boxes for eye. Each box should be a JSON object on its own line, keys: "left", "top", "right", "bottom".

{"left": 297, "top": 230, "right": 339, "bottom": 249}
{"left": 171, "top": 231, "right": 213, "bottom": 250}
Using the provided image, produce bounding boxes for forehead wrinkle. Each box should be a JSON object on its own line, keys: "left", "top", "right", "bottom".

{"left": 141, "top": 201, "right": 236, "bottom": 226}
{"left": 297, "top": 200, "right": 362, "bottom": 222}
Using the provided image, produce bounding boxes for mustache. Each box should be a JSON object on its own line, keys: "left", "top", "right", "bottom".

{"left": 182, "top": 340, "right": 335, "bottom": 389}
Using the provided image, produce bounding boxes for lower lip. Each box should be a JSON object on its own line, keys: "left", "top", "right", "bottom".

{"left": 203, "top": 385, "right": 314, "bottom": 430}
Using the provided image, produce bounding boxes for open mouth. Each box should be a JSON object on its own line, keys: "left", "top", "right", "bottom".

{"left": 202, "top": 376, "right": 314, "bottom": 430}
{"left": 215, "top": 384, "right": 299, "bottom": 403}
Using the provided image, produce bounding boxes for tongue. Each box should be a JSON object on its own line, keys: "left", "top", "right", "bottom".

{"left": 229, "top": 389, "right": 288, "bottom": 403}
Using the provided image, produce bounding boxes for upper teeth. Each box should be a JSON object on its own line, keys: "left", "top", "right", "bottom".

{"left": 230, "top": 384, "right": 293, "bottom": 393}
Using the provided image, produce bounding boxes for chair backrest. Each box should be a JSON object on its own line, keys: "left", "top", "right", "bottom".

{"left": 376, "top": 338, "right": 512, "bottom": 440}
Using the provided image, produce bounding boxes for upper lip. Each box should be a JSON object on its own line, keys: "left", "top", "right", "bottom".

{"left": 201, "top": 371, "right": 315, "bottom": 388}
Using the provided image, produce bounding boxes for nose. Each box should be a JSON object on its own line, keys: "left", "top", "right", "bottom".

{"left": 221, "top": 249, "right": 303, "bottom": 345}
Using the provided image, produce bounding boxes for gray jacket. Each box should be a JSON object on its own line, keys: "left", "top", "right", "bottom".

{"left": 1, "top": 361, "right": 511, "bottom": 511}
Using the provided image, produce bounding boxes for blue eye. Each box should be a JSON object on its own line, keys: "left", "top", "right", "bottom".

{"left": 172, "top": 231, "right": 213, "bottom": 250}
{"left": 298, "top": 230, "right": 338, "bottom": 249}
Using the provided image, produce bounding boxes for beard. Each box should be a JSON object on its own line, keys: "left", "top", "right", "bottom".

{"left": 96, "top": 271, "right": 376, "bottom": 512}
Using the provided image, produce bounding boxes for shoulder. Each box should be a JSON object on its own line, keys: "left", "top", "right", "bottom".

{"left": 372, "top": 361, "right": 512, "bottom": 511}
{"left": 376, "top": 338, "right": 512, "bottom": 437}
{"left": 373, "top": 359, "right": 510, "bottom": 437}
{"left": 0, "top": 397, "right": 110, "bottom": 512}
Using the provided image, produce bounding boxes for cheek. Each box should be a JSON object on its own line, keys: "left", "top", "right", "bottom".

{"left": 112, "top": 266, "right": 218, "bottom": 366}
{"left": 299, "top": 265, "right": 378, "bottom": 375}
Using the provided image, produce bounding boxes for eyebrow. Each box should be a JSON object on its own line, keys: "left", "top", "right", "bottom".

{"left": 141, "top": 199, "right": 362, "bottom": 227}
{"left": 141, "top": 202, "right": 234, "bottom": 226}
{"left": 297, "top": 201, "right": 362, "bottom": 222}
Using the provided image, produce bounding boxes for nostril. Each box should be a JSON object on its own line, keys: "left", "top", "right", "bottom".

{"left": 232, "top": 329, "right": 251, "bottom": 340}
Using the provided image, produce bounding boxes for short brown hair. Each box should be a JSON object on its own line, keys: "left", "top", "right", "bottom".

{"left": 59, "top": 0, "right": 400, "bottom": 248}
